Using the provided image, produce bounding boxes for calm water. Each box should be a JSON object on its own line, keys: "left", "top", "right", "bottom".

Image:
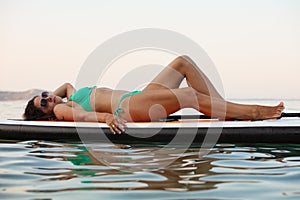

{"left": 1, "top": 99, "right": 300, "bottom": 200}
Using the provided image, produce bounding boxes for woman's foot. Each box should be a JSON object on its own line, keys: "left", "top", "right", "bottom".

{"left": 253, "top": 102, "right": 285, "bottom": 120}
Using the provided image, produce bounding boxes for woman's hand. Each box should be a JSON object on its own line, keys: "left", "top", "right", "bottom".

{"left": 105, "top": 114, "right": 127, "bottom": 134}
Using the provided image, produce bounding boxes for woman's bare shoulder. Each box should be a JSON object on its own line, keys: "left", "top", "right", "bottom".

{"left": 54, "top": 102, "right": 83, "bottom": 112}
{"left": 53, "top": 103, "right": 84, "bottom": 121}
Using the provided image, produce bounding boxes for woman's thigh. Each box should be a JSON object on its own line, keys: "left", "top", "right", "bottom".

{"left": 120, "top": 88, "right": 195, "bottom": 121}
{"left": 143, "top": 57, "right": 185, "bottom": 91}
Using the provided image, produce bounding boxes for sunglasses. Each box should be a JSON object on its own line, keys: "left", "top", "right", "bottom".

{"left": 40, "top": 91, "right": 49, "bottom": 107}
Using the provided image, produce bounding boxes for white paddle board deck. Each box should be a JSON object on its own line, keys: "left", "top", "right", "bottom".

{"left": 0, "top": 117, "right": 300, "bottom": 143}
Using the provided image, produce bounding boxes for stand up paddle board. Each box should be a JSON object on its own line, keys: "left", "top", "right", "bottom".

{"left": 0, "top": 114, "right": 300, "bottom": 143}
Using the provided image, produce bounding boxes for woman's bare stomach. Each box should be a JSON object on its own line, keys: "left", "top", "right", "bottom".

{"left": 90, "top": 87, "right": 129, "bottom": 113}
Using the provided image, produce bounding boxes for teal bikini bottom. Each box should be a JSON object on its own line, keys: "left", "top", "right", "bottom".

{"left": 114, "top": 90, "right": 142, "bottom": 116}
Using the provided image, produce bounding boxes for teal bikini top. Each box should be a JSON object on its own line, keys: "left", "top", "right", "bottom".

{"left": 69, "top": 86, "right": 96, "bottom": 112}
{"left": 70, "top": 87, "right": 141, "bottom": 114}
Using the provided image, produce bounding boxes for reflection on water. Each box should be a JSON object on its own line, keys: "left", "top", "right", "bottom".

{"left": 1, "top": 141, "right": 300, "bottom": 200}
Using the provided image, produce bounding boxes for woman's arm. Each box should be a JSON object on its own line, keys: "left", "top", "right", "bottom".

{"left": 53, "top": 104, "right": 126, "bottom": 134}
{"left": 52, "top": 83, "right": 76, "bottom": 99}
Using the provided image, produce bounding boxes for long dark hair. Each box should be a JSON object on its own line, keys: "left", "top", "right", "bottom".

{"left": 23, "top": 96, "right": 57, "bottom": 121}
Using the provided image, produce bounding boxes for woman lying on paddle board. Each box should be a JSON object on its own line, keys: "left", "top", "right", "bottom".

{"left": 23, "top": 56, "right": 284, "bottom": 134}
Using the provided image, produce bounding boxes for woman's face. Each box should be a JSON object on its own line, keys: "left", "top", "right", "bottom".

{"left": 33, "top": 92, "right": 63, "bottom": 113}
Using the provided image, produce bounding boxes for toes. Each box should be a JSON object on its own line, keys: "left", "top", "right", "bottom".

{"left": 276, "top": 102, "right": 285, "bottom": 112}
{"left": 278, "top": 102, "right": 284, "bottom": 108}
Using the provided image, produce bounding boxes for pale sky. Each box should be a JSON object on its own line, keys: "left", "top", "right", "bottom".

{"left": 0, "top": 0, "right": 299, "bottom": 99}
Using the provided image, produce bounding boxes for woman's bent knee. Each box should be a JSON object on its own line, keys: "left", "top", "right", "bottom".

{"left": 175, "top": 55, "right": 190, "bottom": 65}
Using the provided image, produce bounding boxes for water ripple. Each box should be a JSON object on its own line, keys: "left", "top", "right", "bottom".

{"left": 1, "top": 141, "right": 300, "bottom": 200}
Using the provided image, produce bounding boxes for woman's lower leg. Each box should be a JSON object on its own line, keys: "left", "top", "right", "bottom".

{"left": 168, "top": 56, "right": 224, "bottom": 100}
{"left": 194, "top": 92, "right": 284, "bottom": 120}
